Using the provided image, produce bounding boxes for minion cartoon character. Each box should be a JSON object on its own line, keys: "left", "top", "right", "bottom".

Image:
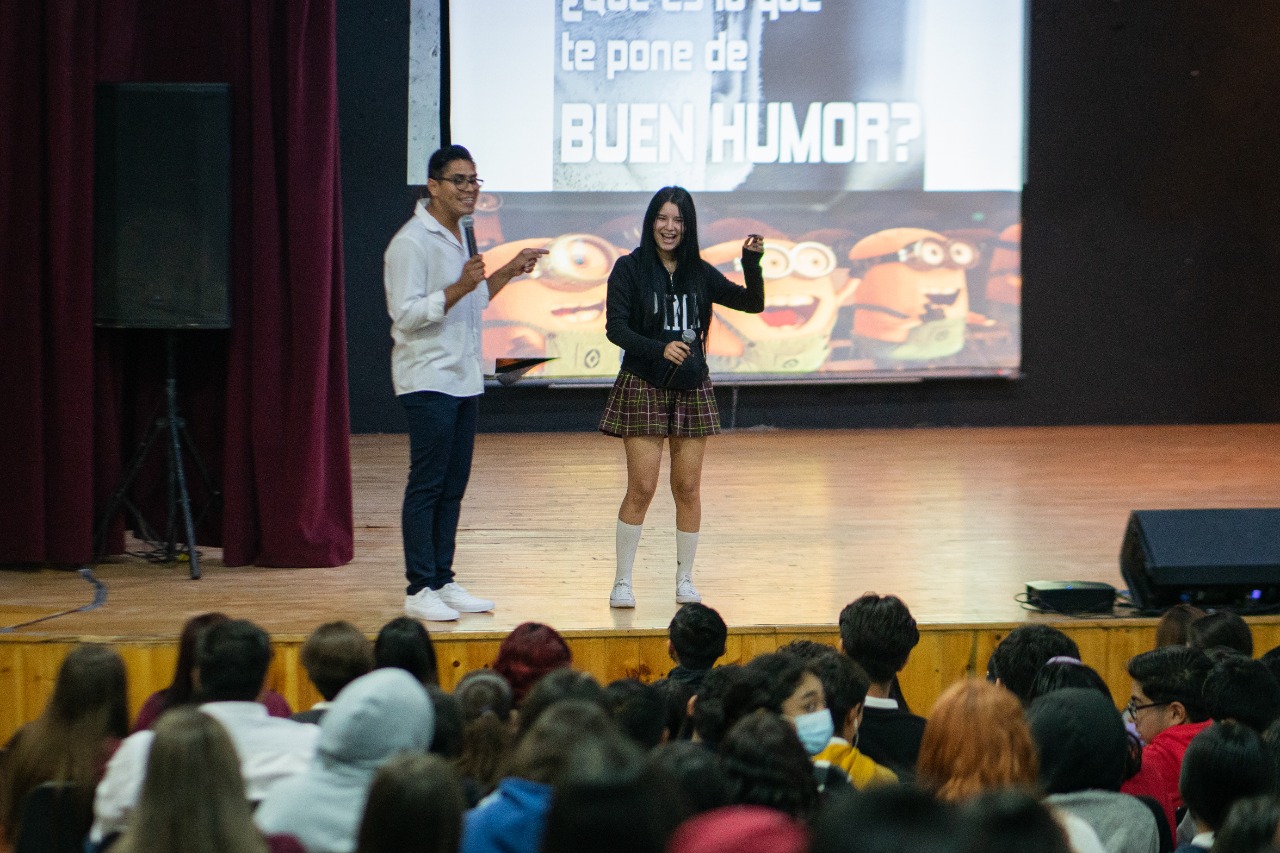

{"left": 846, "top": 227, "right": 980, "bottom": 362}
{"left": 702, "top": 238, "right": 856, "bottom": 373}
{"left": 481, "top": 233, "right": 624, "bottom": 378}
{"left": 983, "top": 222, "right": 1024, "bottom": 318}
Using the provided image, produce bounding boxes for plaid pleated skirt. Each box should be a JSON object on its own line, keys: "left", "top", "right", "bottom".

{"left": 599, "top": 370, "right": 721, "bottom": 438}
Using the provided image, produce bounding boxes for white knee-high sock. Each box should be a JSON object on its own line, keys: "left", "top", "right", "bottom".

{"left": 676, "top": 529, "right": 700, "bottom": 581}
{"left": 615, "top": 520, "right": 643, "bottom": 584}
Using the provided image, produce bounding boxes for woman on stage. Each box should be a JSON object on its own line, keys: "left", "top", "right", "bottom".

{"left": 600, "top": 186, "right": 765, "bottom": 608}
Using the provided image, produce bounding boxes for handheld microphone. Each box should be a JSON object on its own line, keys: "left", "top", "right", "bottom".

{"left": 661, "top": 329, "right": 698, "bottom": 387}
{"left": 460, "top": 214, "right": 478, "bottom": 257}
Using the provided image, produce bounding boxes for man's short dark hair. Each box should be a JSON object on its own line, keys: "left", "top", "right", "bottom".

{"left": 837, "top": 594, "right": 919, "bottom": 684}
{"left": 1180, "top": 721, "right": 1276, "bottom": 831}
{"left": 301, "top": 621, "right": 374, "bottom": 701}
{"left": 605, "top": 678, "right": 667, "bottom": 751}
{"left": 427, "top": 144, "right": 474, "bottom": 181}
{"left": 196, "top": 619, "right": 271, "bottom": 702}
{"left": 777, "top": 640, "right": 839, "bottom": 665}
{"left": 986, "top": 624, "right": 1080, "bottom": 704}
{"left": 1203, "top": 654, "right": 1280, "bottom": 732}
{"left": 1127, "top": 645, "right": 1212, "bottom": 722}
{"left": 809, "top": 653, "right": 871, "bottom": 734}
{"left": 668, "top": 603, "right": 727, "bottom": 670}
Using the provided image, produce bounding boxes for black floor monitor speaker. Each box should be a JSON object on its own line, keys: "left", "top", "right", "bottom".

{"left": 94, "top": 82, "right": 231, "bottom": 329}
{"left": 1120, "top": 509, "right": 1280, "bottom": 611}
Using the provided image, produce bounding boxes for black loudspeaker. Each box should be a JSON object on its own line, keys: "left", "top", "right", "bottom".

{"left": 1120, "top": 509, "right": 1280, "bottom": 611}
{"left": 94, "top": 83, "right": 231, "bottom": 329}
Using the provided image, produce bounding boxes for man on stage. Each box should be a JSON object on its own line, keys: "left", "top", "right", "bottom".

{"left": 384, "top": 144, "right": 546, "bottom": 622}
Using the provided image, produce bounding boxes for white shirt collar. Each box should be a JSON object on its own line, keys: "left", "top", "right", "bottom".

{"left": 863, "top": 695, "right": 899, "bottom": 710}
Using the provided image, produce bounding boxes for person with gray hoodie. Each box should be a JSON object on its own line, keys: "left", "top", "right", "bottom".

{"left": 1027, "top": 687, "right": 1161, "bottom": 853}
{"left": 255, "top": 668, "right": 435, "bottom": 853}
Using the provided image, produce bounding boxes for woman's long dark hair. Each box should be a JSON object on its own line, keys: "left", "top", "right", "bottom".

{"left": 638, "top": 187, "right": 706, "bottom": 316}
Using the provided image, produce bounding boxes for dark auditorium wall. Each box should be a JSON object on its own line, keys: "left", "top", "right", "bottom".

{"left": 339, "top": 1, "right": 1280, "bottom": 435}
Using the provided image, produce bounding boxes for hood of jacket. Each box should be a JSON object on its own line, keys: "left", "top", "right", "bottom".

{"left": 317, "top": 667, "right": 434, "bottom": 768}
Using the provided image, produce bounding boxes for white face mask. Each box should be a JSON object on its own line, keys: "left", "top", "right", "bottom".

{"left": 792, "top": 708, "right": 835, "bottom": 756}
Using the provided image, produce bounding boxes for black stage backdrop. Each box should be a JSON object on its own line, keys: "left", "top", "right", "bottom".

{"left": 340, "top": 0, "right": 1280, "bottom": 434}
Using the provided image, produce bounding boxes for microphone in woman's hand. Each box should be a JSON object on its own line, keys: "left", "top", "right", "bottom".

{"left": 662, "top": 329, "right": 698, "bottom": 386}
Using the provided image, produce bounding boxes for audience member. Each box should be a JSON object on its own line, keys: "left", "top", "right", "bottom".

{"left": 802, "top": 651, "right": 897, "bottom": 789}
{"left": 514, "top": 670, "right": 607, "bottom": 742}
{"left": 651, "top": 677, "right": 696, "bottom": 743}
{"left": 666, "top": 603, "right": 728, "bottom": 689}
{"left": 961, "top": 790, "right": 1073, "bottom": 853}
{"left": 686, "top": 664, "right": 751, "bottom": 749}
{"left": 1178, "top": 722, "right": 1277, "bottom": 852}
{"left": 133, "top": 612, "right": 290, "bottom": 732}
{"left": 667, "top": 805, "right": 809, "bottom": 853}
{"left": 1028, "top": 687, "right": 1162, "bottom": 853}
{"left": 1119, "top": 646, "right": 1213, "bottom": 834}
{"left": 986, "top": 624, "right": 1081, "bottom": 705}
{"left": 836, "top": 593, "right": 925, "bottom": 773}
{"left": 460, "top": 700, "right": 619, "bottom": 853}
{"left": 492, "top": 622, "right": 572, "bottom": 706}
{"left": 738, "top": 653, "right": 856, "bottom": 794}
{"left": 373, "top": 617, "right": 440, "bottom": 686}
{"left": 538, "top": 725, "right": 659, "bottom": 853}
{"left": 1186, "top": 611, "right": 1253, "bottom": 657}
{"left": 810, "top": 785, "right": 960, "bottom": 853}
{"left": 916, "top": 679, "right": 1038, "bottom": 803}
{"left": 1027, "top": 657, "right": 1114, "bottom": 705}
{"left": 355, "top": 753, "right": 464, "bottom": 853}
{"left": 642, "top": 740, "right": 731, "bottom": 825}
{"left": 1202, "top": 654, "right": 1280, "bottom": 732}
{"left": 453, "top": 670, "right": 515, "bottom": 805}
{"left": 1212, "top": 795, "right": 1280, "bottom": 853}
{"left": 0, "top": 644, "right": 128, "bottom": 849}
{"left": 1154, "top": 605, "right": 1205, "bottom": 649}
{"left": 256, "top": 668, "right": 434, "bottom": 853}
{"left": 605, "top": 679, "right": 667, "bottom": 750}
{"left": 776, "top": 639, "right": 838, "bottom": 665}
{"left": 718, "top": 710, "right": 820, "bottom": 820}
{"left": 108, "top": 707, "right": 303, "bottom": 853}
{"left": 1259, "top": 644, "right": 1280, "bottom": 687}
{"left": 293, "top": 621, "right": 374, "bottom": 724}
{"left": 92, "top": 620, "right": 320, "bottom": 843}
{"left": 427, "top": 686, "right": 463, "bottom": 759}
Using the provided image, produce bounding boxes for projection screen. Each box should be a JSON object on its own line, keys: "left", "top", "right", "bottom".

{"left": 410, "top": 0, "right": 1024, "bottom": 385}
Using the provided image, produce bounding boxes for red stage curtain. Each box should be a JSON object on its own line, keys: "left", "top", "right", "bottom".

{"left": 0, "top": 0, "right": 353, "bottom": 568}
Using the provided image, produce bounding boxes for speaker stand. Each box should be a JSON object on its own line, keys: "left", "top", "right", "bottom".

{"left": 93, "top": 332, "right": 219, "bottom": 579}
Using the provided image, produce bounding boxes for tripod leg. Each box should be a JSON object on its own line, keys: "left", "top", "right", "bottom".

{"left": 93, "top": 413, "right": 166, "bottom": 561}
{"left": 164, "top": 332, "right": 201, "bottom": 580}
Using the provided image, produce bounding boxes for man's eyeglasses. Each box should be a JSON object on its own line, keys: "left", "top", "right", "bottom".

{"left": 437, "top": 174, "right": 484, "bottom": 189}
{"left": 1124, "top": 697, "right": 1169, "bottom": 719}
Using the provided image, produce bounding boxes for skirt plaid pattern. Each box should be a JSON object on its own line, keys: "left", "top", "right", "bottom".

{"left": 599, "top": 370, "right": 721, "bottom": 438}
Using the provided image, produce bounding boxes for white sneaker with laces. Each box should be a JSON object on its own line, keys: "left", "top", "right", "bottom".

{"left": 405, "top": 588, "right": 459, "bottom": 622}
{"left": 438, "top": 582, "right": 495, "bottom": 613}
{"left": 610, "top": 580, "right": 636, "bottom": 608}
{"left": 675, "top": 577, "right": 701, "bottom": 604}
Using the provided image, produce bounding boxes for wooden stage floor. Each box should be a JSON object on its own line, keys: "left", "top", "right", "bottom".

{"left": 4, "top": 423, "right": 1280, "bottom": 641}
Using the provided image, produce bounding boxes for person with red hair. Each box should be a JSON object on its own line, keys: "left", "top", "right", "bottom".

{"left": 492, "top": 623, "right": 572, "bottom": 705}
{"left": 917, "top": 679, "right": 1038, "bottom": 803}
{"left": 916, "top": 679, "right": 1107, "bottom": 853}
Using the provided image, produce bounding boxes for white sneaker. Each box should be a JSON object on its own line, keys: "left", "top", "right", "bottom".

{"left": 676, "top": 577, "right": 701, "bottom": 604}
{"left": 405, "top": 588, "right": 459, "bottom": 622}
{"left": 438, "top": 582, "right": 495, "bottom": 613}
{"left": 610, "top": 580, "right": 636, "bottom": 608}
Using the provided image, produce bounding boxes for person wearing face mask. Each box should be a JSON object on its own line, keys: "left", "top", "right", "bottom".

{"left": 601, "top": 186, "right": 764, "bottom": 609}
{"left": 741, "top": 653, "right": 859, "bottom": 796}
{"left": 807, "top": 652, "right": 899, "bottom": 789}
